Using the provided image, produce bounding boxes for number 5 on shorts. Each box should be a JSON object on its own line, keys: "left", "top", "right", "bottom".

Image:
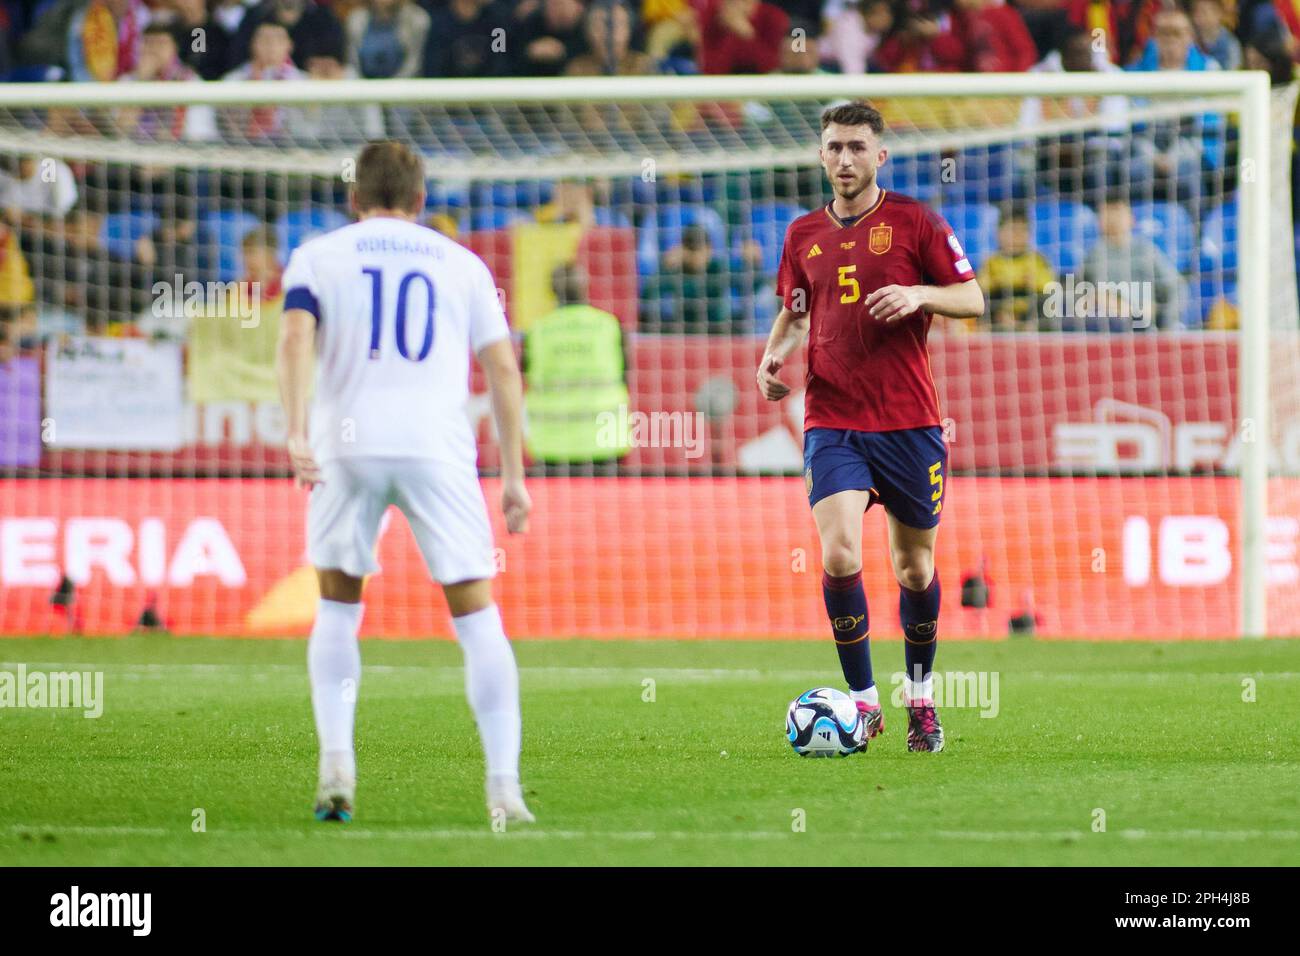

{"left": 929, "top": 460, "right": 943, "bottom": 515}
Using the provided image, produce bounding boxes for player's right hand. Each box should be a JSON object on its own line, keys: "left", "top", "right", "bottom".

{"left": 757, "top": 354, "right": 790, "bottom": 401}
{"left": 502, "top": 480, "right": 531, "bottom": 534}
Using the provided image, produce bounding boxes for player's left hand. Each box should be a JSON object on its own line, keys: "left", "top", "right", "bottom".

{"left": 865, "top": 285, "right": 926, "bottom": 323}
{"left": 287, "top": 435, "right": 322, "bottom": 490}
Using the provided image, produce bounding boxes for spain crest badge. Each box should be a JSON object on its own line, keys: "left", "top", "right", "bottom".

{"left": 869, "top": 224, "right": 892, "bottom": 255}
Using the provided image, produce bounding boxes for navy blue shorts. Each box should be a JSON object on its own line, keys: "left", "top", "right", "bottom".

{"left": 803, "top": 426, "right": 948, "bottom": 529}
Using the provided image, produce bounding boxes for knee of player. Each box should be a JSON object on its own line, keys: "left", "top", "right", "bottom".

{"left": 894, "top": 556, "right": 934, "bottom": 592}
{"left": 822, "top": 545, "right": 862, "bottom": 578}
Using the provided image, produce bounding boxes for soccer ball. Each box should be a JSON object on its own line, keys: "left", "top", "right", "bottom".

{"left": 786, "top": 687, "right": 867, "bottom": 757}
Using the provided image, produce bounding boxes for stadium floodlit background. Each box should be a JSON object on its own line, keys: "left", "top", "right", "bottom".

{"left": 1, "top": 0, "right": 1300, "bottom": 643}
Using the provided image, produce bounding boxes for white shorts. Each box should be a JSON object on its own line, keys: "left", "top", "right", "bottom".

{"left": 307, "top": 457, "right": 496, "bottom": 584}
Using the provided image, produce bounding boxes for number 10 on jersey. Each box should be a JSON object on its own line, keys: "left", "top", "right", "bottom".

{"left": 363, "top": 267, "right": 436, "bottom": 362}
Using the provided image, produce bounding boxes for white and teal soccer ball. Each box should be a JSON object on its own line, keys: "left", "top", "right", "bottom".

{"left": 786, "top": 687, "right": 867, "bottom": 757}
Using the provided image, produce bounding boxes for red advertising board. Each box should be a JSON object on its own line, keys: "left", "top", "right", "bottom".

{"left": 32, "top": 333, "right": 1284, "bottom": 476}
{"left": 2, "top": 477, "right": 1297, "bottom": 639}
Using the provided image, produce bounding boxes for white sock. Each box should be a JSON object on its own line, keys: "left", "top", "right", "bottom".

{"left": 850, "top": 686, "right": 880, "bottom": 707}
{"left": 904, "top": 673, "right": 934, "bottom": 704}
{"left": 452, "top": 604, "right": 521, "bottom": 780}
{"left": 308, "top": 599, "right": 363, "bottom": 780}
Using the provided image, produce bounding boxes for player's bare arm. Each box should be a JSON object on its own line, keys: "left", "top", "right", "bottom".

{"left": 275, "top": 306, "right": 322, "bottom": 489}
{"left": 478, "top": 337, "right": 531, "bottom": 534}
{"left": 864, "top": 278, "right": 984, "bottom": 323}
{"left": 758, "top": 306, "right": 809, "bottom": 401}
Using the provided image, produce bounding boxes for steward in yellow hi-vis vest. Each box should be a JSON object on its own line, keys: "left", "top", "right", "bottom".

{"left": 524, "top": 265, "right": 630, "bottom": 464}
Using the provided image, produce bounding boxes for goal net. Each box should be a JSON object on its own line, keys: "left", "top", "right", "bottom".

{"left": 0, "top": 74, "right": 1293, "bottom": 640}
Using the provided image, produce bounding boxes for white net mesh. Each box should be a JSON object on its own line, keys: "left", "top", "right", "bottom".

{"left": 0, "top": 77, "right": 1294, "bottom": 638}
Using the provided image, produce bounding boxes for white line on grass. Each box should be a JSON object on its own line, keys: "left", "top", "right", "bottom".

{"left": 5, "top": 824, "right": 1297, "bottom": 843}
{"left": 4, "top": 662, "right": 1298, "bottom": 682}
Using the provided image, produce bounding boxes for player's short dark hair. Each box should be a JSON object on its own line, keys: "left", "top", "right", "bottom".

{"left": 821, "top": 101, "right": 885, "bottom": 137}
{"left": 354, "top": 141, "right": 425, "bottom": 214}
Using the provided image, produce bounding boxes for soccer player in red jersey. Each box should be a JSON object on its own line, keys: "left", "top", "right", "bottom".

{"left": 759, "top": 102, "right": 984, "bottom": 752}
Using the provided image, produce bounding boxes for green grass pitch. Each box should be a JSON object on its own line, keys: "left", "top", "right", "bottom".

{"left": 1, "top": 636, "right": 1298, "bottom": 866}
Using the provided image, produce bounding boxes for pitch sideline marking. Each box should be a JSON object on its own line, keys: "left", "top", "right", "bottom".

{"left": 5, "top": 824, "right": 1298, "bottom": 843}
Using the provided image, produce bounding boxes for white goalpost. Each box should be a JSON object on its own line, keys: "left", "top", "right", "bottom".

{"left": 0, "top": 72, "right": 1286, "bottom": 640}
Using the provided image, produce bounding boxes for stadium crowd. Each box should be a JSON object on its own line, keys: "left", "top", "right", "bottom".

{"left": 1, "top": 0, "right": 1298, "bottom": 83}
{"left": 0, "top": 0, "right": 1296, "bottom": 352}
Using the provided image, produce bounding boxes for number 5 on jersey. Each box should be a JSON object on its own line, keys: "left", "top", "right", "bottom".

{"left": 838, "top": 264, "right": 860, "bottom": 304}
{"left": 363, "top": 267, "right": 436, "bottom": 361}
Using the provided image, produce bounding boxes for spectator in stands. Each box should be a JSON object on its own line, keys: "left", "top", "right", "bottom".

{"left": 1064, "top": 0, "right": 1159, "bottom": 67}
{"left": 287, "top": 32, "right": 386, "bottom": 142}
{"left": 1243, "top": 27, "right": 1296, "bottom": 85}
{"left": 640, "top": 223, "right": 735, "bottom": 333}
{"left": 1022, "top": 28, "right": 1127, "bottom": 195}
{"left": 423, "top": 0, "right": 511, "bottom": 78}
{"left": 872, "top": 5, "right": 966, "bottom": 72}
{"left": 162, "top": 0, "right": 236, "bottom": 79}
{"left": 566, "top": 1, "right": 654, "bottom": 75}
{"left": 1076, "top": 195, "right": 1186, "bottom": 332}
{"left": 642, "top": 0, "right": 700, "bottom": 65}
{"left": 514, "top": 0, "right": 589, "bottom": 76}
{"left": 1125, "top": 8, "right": 1223, "bottom": 203}
{"left": 953, "top": 0, "right": 1038, "bottom": 72}
{"left": 0, "top": 220, "right": 36, "bottom": 339}
{"left": 0, "top": 156, "right": 79, "bottom": 226}
{"left": 1128, "top": 4, "right": 1221, "bottom": 69}
{"left": 230, "top": 0, "right": 343, "bottom": 71}
{"left": 535, "top": 179, "right": 597, "bottom": 228}
{"left": 43, "top": 197, "right": 151, "bottom": 330}
{"left": 114, "top": 23, "right": 219, "bottom": 142}
{"left": 1190, "top": 0, "right": 1241, "bottom": 70}
{"left": 346, "top": 0, "right": 430, "bottom": 78}
{"left": 221, "top": 22, "right": 303, "bottom": 139}
{"left": 66, "top": 0, "right": 152, "bottom": 81}
{"left": 698, "top": 0, "right": 789, "bottom": 74}
{"left": 976, "top": 207, "right": 1056, "bottom": 332}
{"left": 819, "top": 0, "right": 892, "bottom": 75}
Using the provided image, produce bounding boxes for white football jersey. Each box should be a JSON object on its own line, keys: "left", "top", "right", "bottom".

{"left": 281, "top": 216, "right": 509, "bottom": 466}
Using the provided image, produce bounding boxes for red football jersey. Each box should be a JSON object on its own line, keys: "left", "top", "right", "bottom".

{"left": 775, "top": 190, "right": 975, "bottom": 433}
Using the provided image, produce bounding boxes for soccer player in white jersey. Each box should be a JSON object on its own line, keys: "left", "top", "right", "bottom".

{"left": 275, "top": 141, "right": 534, "bottom": 825}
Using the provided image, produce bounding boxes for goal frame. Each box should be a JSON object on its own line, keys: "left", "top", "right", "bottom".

{"left": 0, "top": 71, "right": 1273, "bottom": 637}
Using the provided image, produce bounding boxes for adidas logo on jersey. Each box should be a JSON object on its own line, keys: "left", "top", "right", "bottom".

{"left": 807, "top": 244, "right": 823, "bottom": 258}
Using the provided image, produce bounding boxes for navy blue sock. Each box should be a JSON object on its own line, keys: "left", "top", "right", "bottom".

{"left": 900, "top": 571, "right": 940, "bottom": 689}
{"left": 823, "top": 570, "right": 872, "bottom": 691}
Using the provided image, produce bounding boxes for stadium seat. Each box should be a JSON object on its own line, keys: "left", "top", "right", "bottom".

{"left": 425, "top": 181, "right": 470, "bottom": 210}
{"left": 878, "top": 153, "right": 942, "bottom": 203}
{"left": 1132, "top": 200, "right": 1195, "bottom": 273}
{"left": 741, "top": 202, "right": 806, "bottom": 276}
{"left": 946, "top": 144, "right": 1024, "bottom": 205}
{"left": 636, "top": 205, "right": 728, "bottom": 277}
{"left": 198, "top": 209, "right": 262, "bottom": 281}
{"left": 99, "top": 210, "right": 158, "bottom": 261}
{"left": 276, "top": 208, "right": 351, "bottom": 256}
{"left": 938, "top": 203, "right": 999, "bottom": 273}
{"left": 592, "top": 207, "right": 632, "bottom": 229}
{"left": 1031, "top": 199, "right": 1100, "bottom": 274}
